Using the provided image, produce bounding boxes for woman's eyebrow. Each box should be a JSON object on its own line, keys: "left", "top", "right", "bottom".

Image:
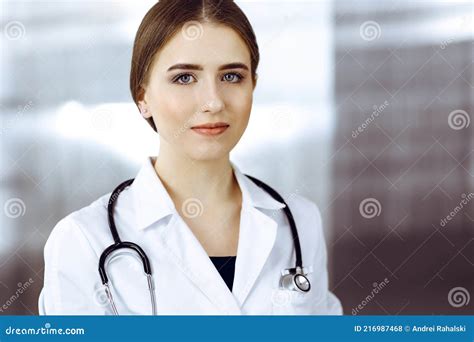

{"left": 218, "top": 63, "right": 249, "bottom": 71}
{"left": 167, "top": 62, "right": 249, "bottom": 72}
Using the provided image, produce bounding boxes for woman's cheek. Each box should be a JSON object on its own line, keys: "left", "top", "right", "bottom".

{"left": 234, "top": 97, "right": 253, "bottom": 128}
{"left": 157, "top": 101, "right": 190, "bottom": 135}
{"left": 236, "top": 86, "right": 253, "bottom": 108}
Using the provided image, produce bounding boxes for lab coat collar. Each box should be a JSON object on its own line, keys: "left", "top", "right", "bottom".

{"left": 131, "top": 156, "right": 286, "bottom": 311}
{"left": 230, "top": 160, "right": 286, "bottom": 211}
{"left": 132, "top": 157, "right": 177, "bottom": 230}
{"left": 132, "top": 157, "right": 286, "bottom": 231}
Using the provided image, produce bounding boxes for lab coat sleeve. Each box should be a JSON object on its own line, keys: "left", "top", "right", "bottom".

{"left": 39, "top": 216, "right": 107, "bottom": 315}
{"left": 311, "top": 202, "right": 344, "bottom": 315}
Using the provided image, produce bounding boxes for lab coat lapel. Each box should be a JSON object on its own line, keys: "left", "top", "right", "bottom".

{"left": 232, "top": 205, "right": 278, "bottom": 308}
{"left": 159, "top": 214, "right": 242, "bottom": 314}
{"left": 230, "top": 162, "right": 286, "bottom": 308}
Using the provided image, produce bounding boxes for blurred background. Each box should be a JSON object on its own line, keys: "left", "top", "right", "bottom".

{"left": 0, "top": 0, "right": 472, "bottom": 315}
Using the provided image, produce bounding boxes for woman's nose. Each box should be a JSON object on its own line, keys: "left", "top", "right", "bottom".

{"left": 198, "top": 78, "right": 225, "bottom": 113}
{"left": 201, "top": 98, "right": 224, "bottom": 113}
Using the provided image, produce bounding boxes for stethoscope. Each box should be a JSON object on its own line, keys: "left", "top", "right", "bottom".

{"left": 99, "top": 175, "right": 311, "bottom": 315}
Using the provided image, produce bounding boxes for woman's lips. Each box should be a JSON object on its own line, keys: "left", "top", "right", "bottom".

{"left": 191, "top": 125, "right": 229, "bottom": 136}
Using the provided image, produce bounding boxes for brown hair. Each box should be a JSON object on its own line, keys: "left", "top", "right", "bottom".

{"left": 130, "top": 0, "right": 260, "bottom": 132}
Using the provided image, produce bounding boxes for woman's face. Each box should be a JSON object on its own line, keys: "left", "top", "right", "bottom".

{"left": 139, "top": 22, "right": 256, "bottom": 161}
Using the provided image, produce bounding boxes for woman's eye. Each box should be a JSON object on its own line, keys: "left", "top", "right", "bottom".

{"left": 174, "top": 73, "right": 195, "bottom": 85}
{"left": 223, "top": 72, "right": 243, "bottom": 83}
{"left": 173, "top": 72, "right": 243, "bottom": 85}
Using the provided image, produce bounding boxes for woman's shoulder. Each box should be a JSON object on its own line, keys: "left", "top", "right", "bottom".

{"left": 283, "top": 192, "right": 323, "bottom": 225}
{"left": 45, "top": 192, "right": 113, "bottom": 253}
{"left": 280, "top": 192, "right": 324, "bottom": 243}
{"left": 67, "top": 192, "right": 111, "bottom": 227}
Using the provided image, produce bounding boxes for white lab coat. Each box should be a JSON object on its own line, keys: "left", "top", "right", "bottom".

{"left": 39, "top": 156, "right": 343, "bottom": 315}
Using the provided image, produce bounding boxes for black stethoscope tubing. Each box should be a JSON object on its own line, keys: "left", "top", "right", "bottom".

{"left": 98, "top": 174, "right": 309, "bottom": 314}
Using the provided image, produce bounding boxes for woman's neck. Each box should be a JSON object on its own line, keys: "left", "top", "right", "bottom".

{"left": 153, "top": 148, "right": 239, "bottom": 209}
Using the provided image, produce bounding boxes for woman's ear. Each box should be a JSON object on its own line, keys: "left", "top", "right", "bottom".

{"left": 137, "top": 87, "right": 152, "bottom": 119}
{"left": 253, "top": 73, "right": 258, "bottom": 90}
{"left": 138, "top": 101, "right": 151, "bottom": 118}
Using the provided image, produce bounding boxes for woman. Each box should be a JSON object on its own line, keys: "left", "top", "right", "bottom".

{"left": 39, "top": 0, "right": 343, "bottom": 315}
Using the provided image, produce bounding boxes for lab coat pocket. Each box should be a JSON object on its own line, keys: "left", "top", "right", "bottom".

{"left": 271, "top": 288, "right": 311, "bottom": 314}
{"left": 271, "top": 266, "right": 324, "bottom": 315}
{"left": 271, "top": 287, "right": 328, "bottom": 315}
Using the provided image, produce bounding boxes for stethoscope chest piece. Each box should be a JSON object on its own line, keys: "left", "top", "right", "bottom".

{"left": 280, "top": 266, "right": 311, "bottom": 293}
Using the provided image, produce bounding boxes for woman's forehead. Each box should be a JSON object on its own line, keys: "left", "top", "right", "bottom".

{"left": 151, "top": 23, "right": 251, "bottom": 72}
